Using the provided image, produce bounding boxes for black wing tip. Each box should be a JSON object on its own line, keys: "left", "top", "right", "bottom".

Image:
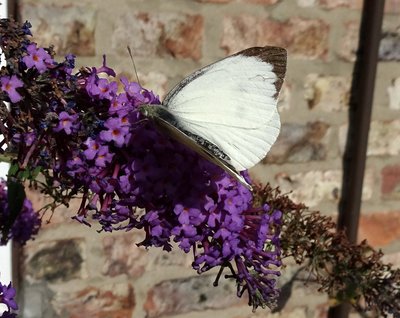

{"left": 236, "top": 46, "right": 287, "bottom": 75}
{"left": 236, "top": 46, "right": 287, "bottom": 62}
{"left": 236, "top": 46, "right": 287, "bottom": 95}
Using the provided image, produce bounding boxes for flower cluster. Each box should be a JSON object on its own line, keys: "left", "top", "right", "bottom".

{"left": 0, "top": 19, "right": 283, "bottom": 310}
{"left": 0, "top": 282, "right": 17, "bottom": 318}
{"left": 0, "top": 179, "right": 40, "bottom": 245}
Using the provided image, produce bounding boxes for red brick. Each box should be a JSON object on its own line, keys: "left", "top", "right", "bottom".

{"left": 103, "top": 233, "right": 192, "bottom": 277}
{"left": 358, "top": 211, "right": 400, "bottom": 247}
{"left": 144, "top": 275, "right": 243, "bottom": 317}
{"left": 336, "top": 20, "right": 359, "bottom": 62}
{"left": 55, "top": 284, "right": 135, "bottom": 318}
{"left": 241, "top": 0, "right": 279, "bottom": 4}
{"left": 102, "top": 232, "right": 148, "bottom": 278}
{"left": 196, "top": 0, "right": 232, "bottom": 2}
{"left": 385, "top": 0, "right": 400, "bottom": 13}
{"left": 272, "top": 169, "right": 374, "bottom": 207}
{"left": 274, "top": 170, "right": 341, "bottom": 207}
{"left": 112, "top": 12, "right": 203, "bottom": 61}
{"left": 221, "top": 16, "right": 329, "bottom": 60}
{"left": 21, "top": 3, "right": 96, "bottom": 56}
{"left": 381, "top": 164, "right": 400, "bottom": 198}
{"left": 304, "top": 74, "right": 351, "bottom": 111}
{"left": 367, "top": 120, "right": 400, "bottom": 156}
{"left": 146, "top": 244, "right": 193, "bottom": 269}
{"left": 264, "top": 121, "right": 331, "bottom": 164}
{"left": 340, "top": 120, "right": 400, "bottom": 156}
{"left": 317, "top": 0, "right": 362, "bottom": 9}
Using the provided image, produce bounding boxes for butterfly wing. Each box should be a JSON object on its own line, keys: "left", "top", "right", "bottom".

{"left": 163, "top": 46, "right": 287, "bottom": 171}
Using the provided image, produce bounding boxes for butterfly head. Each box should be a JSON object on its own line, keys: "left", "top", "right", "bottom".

{"left": 137, "top": 104, "right": 150, "bottom": 118}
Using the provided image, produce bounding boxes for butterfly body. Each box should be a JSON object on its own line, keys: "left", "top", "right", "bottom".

{"left": 140, "top": 46, "right": 287, "bottom": 190}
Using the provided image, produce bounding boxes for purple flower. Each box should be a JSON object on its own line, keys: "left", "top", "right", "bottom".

{"left": 172, "top": 223, "right": 197, "bottom": 238}
{"left": 83, "top": 138, "right": 100, "bottom": 160}
{"left": 109, "top": 94, "right": 129, "bottom": 115}
{"left": 120, "top": 77, "right": 160, "bottom": 106}
{"left": 22, "top": 20, "right": 32, "bottom": 35}
{"left": 94, "top": 145, "right": 114, "bottom": 167}
{"left": 174, "top": 204, "right": 205, "bottom": 226}
{"left": 0, "top": 21, "right": 283, "bottom": 312}
{"left": 24, "top": 132, "right": 36, "bottom": 147}
{"left": 0, "top": 282, "right": 18, "bottom": 311}
{"left": 121, "top": 77, "right": 142, "bottom": 98}
{"left": 54, "top": 111, "right": 79, "bottom": 135}
{"left": 85, "top": 74, "right": 101, "bottom": 96}
{"left": 9, "top": 199, "right": 41, "bottom": 245}
{"left": 99, "top": 118, "right": 129, "bottom": 147}
{"left": 64, "top": 54, "right": 76, "bottom": 73}
{"left": 118, "top": 174, "right": 132, "bottom": 194}
{"left": 86, "top": 77, "right": 117, "bottom": 100}
{"left": 0, "top": 179, "right": 41, "bottom": 245}
{"left": 96, "top": 55, "right": 116, "bottom": 77}
{"left": 66, "top": 156, "right": 86, "bottom": 177}
{"left": 174, "top": 204, "right": 190, "bottom": 224}
{"left": 97, "top": 78, "right": 117, "bottom": 100}
{"left": 22, "top": 43, "right": 53, "bottom": 73}
{"left": 1, "top": 75, "right": 23, "bottom": 103}
{"left": 131, "top": 153, "right": 162, "bottom": 182}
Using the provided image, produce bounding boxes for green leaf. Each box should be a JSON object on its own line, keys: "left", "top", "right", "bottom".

{"left": 8, "top": 163, "right": 19, "bottom": 177}
{"left": 31, "top": 166, "right": 42, "bottom": 179}
{"left": 19, "top": 169, "right": 30, "bottom": 180}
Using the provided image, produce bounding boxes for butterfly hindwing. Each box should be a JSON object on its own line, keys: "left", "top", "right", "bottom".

{"left": 147, "top": 105, "right": 252, "bottom": 189}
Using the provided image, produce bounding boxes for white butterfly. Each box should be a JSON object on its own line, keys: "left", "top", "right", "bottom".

{"left": 140, "top": 46, "right": 287, "bottom": 190}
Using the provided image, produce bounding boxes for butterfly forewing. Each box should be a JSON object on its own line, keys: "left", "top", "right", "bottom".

{"left": 162, "top": 46, "right": 287, "bottom": 171}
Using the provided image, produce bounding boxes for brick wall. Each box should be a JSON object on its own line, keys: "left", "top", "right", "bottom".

{"left": 17, "top": 0, "right": 400, "bottom": 317}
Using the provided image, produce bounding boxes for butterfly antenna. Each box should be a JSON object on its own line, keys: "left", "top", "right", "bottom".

{"left": 127, "top": 46, "right": 142, "bottom": 87}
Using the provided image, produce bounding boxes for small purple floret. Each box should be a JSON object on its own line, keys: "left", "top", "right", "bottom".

{"left": 54, "top": 111, "right": 79, "bottom": 135}
{"left": 1, "top": 75, "right": 23, "bottom": 103}
{"left": 22, "top": 43, "right": 53, "bottom": 73}
{"left": 0, "top": 282, "right": 18, "bottom": 312}
{"left": 99, "top": 118, "right": 129, "bottom": 147}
